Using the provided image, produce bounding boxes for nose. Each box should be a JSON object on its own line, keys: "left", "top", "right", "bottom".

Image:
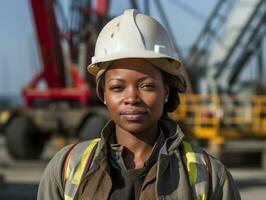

{"left": 124, "top": 86, "right": 142, "bottom": 105}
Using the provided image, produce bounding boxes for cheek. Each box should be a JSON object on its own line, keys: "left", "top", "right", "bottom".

{"left": 104, "top": 92, "right": 121, "bottom": 111}
{"left": 142, "top": 92, "right": 164, "bottom": 111}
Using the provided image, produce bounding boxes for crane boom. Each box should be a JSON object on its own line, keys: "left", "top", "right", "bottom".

{"left": 23, "top": 0, "right": 109, "bottom": 108}
{"left": 29, "top": 0, "right": 66, "bottom": 88}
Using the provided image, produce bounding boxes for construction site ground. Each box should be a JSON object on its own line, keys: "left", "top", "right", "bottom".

{"left": 0, "top": 135, "right": 266, "bottom": 200}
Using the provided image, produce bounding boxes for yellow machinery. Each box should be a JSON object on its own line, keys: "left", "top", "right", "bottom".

{"left": 172, "top": 94, "right": 266, "bottom": 144}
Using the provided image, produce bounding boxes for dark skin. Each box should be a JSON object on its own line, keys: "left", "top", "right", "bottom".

{"left": 103, "top": 58, "right": 169, "bottom": 169}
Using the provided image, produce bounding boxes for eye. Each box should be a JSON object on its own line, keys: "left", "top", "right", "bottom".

{"left": 109, "top": 84, "right": 124, "bottom": 92}
{"left": 140, "top": 83, "right": 156, "bottom": 90}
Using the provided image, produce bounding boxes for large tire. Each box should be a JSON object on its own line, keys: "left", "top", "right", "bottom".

{"left": 79, "top": 114, "right": 108, "bottom": 141}
{"left": 6, "top": 115, "right": 45, "bottom": 160}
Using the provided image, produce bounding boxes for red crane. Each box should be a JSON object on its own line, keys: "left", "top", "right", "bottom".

{"left": 4, "top": 0, "right": 110, "bottom": 159}
{"left": 23, "top": 0, "right": 109, "bottom": 107}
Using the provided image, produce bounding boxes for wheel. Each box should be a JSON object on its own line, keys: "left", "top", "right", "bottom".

{"left": 79, "top": 114, "right": 108, "bottom": 141}
{"left": 6, "top": 115, "right": 45, "bottom": 160}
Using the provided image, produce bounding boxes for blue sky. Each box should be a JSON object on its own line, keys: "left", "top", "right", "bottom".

{"left": 0, "top": 0, "right": 218, "bottom": 96}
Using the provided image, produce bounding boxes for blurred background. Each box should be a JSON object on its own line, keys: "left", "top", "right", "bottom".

{"left": 0, "top": 0, "right": 266, "bottom": 199}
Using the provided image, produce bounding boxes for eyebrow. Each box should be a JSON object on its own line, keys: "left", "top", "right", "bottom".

{"left": 106, "top": 75, "right": 156, "bottom": 84}
{"left": 106, "top": 78, "right": 125, "bottom": 83}
{"left": 138, "top": 76, "right": 154, "bottom": 82}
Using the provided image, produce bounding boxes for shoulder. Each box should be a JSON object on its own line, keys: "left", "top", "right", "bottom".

{"left": 180, "top": 142, "right": 240, "bottom": 199}
{"left": 207, "top": 154, "right": 241, "bottom": 199}
{"left": 46, "top": 143, "right": 75, "bottom": 178}
{"left": 38, "top": 139, "right": 102, "bottom": 200}
{"left": 42, "top": 144, "right": 75, "bottom": 182}
{"left": 38, "top": 144, "right": 75, "bottom": 199}
{"left": 208, "top": 155, "right": 228, "bottom": 184}
{"left": 207, "top": 153, "right": 235, "bottom": 187}
{"left": 187, "top": 143, "right": 235, "bottom": 187}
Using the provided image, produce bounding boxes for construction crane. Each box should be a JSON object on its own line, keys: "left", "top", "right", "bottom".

{"left": 2, "top": 0, "right": 110, "bottom": 159}
{"left": 174, "top": 0, "right": 266, "bottom": 145}
{"left": 188, "top": 0, "right": 266, "bottom": 95}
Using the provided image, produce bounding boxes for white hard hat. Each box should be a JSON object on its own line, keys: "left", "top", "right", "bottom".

{"left": 87, "top": 9, "right": 182, "bottom": 76}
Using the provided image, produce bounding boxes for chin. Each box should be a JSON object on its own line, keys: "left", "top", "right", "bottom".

{"left": 117, "top": 120, "right": 154, "bottom": 135}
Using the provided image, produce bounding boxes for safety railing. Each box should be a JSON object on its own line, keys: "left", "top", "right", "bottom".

{"left": 172, "top": 94, "right": 266, "bottom": 139}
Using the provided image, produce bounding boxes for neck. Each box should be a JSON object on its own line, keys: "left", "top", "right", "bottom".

{"left": 115, "top": 124, "right": 159, "bottom": 169}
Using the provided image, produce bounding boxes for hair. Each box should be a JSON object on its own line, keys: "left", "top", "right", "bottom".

{"left": 161, "top": 71, "right": 186, "bottom": 113}
{"left": 96, "top": 68, "right": 186, "bottom": 114}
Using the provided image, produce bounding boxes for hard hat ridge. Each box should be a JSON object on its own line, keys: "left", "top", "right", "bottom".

{"left": 88, "top": 9, "right": 182, "bottom": 77}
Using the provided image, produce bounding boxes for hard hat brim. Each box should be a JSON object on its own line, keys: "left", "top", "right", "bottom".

{"left": 87, "top": 50, "right": 182, "bottom": 76}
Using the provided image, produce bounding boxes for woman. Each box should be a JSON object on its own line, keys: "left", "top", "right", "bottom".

{"left": 38, "top": 9, "right": 240, "bottom": 200}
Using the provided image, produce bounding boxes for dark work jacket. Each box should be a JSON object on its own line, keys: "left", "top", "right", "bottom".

{"left": 37, "top": 118, "right": 241, "bottom": 200}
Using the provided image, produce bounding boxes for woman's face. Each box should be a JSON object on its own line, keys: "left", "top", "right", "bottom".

{"left": 103, "top": 58, "right": 169, "bottom": 134}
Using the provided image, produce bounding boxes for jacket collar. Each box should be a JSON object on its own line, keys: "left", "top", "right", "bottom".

{"left": 158, "top": 117, "right": 184, "bottom": 154}
{"left": 97, "top": 117, "right": 184, "bottom": 156}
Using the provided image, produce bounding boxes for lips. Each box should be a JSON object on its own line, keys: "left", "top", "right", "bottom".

{"left": 120, "top": 110, "right": 147, "bottom": 121}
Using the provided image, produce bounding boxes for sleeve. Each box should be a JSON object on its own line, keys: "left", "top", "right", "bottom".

{"left": 220, "top": 168, "right": 241, "bottom": 200}
{"left": 37, "top": 144, "right": 74, "bottom": 200}
{"left": 209, "top": 156, "right": 241, "bottom": 200}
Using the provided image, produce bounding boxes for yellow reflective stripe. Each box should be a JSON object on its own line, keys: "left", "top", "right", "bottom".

{"left": 183, "top": 141, "right": 197, "bottom": 186}
{"left": 64, "top": 144, "right": 79, "bottom": 182}
{"left": 64, "top": 194, "right": 73, "bottom": 200}
{"left": 71, "top": 138, "right": 100, "bottom": 185}
{"left": 65, "top": 164, "right": 71, "bottom": 181}
{"left": 197, "top": 194, "right": 207, "bottom": 200}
